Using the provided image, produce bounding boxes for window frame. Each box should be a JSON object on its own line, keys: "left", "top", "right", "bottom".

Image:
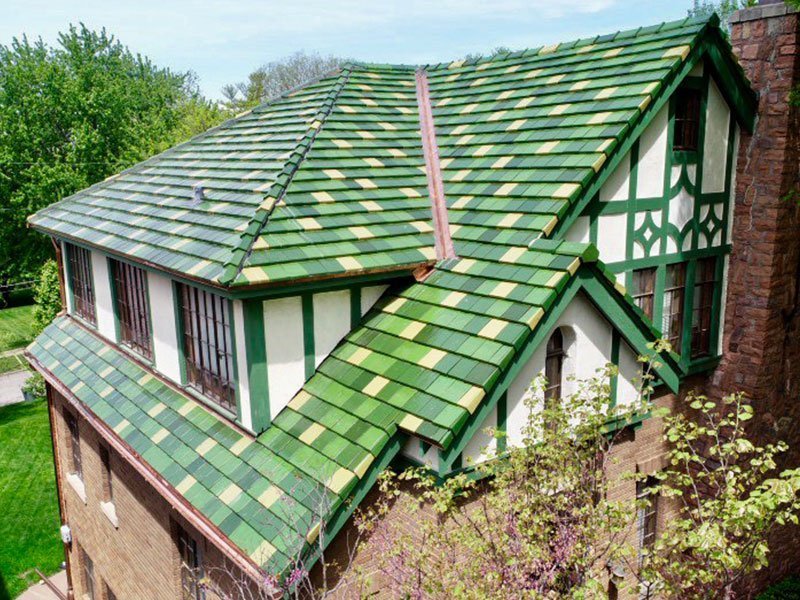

{"left": 691, "top": 257, "right": 718, "bottom": 359}
{"left": 175, "top": 283, "right": 238, "bottom": 415}
{"left": 110, "top": 258, "right": 153, "bottom": 360}
{"left": 79, "top": 545, "right": 96, "bottom": 600}
{"left": 672, "top": 85, "right": 703, "bottom": 155}
{"left": 65, "top": 243, "right": 97, "bottom": 326}
{"left": 99, "top": 445, "right": 114, "bottom": 504}
{"left": 662, "top": 262, "right": 687, "bottom": 355}
{"left": 65, "top": 410, "right": 83, "bottom": 480}
{"left": 544, "top": 329, "right": 565, "bottom": 407}
{"left": 175, "top": 522, "right": 204, "bottom": 600}
{"left": 631, "top": 267, "right": 657, "bottom": 321}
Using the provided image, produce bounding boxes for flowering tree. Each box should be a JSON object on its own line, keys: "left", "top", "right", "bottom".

{"left": 359, "top": 349, "right": 800, "bottom": 599}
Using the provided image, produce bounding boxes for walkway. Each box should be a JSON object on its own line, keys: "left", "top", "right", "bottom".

{"left": 0, "top": 368, "right": 31, "bottom": 406}
{"left": 18, "top": 570, "right": 67, "bottom": 600}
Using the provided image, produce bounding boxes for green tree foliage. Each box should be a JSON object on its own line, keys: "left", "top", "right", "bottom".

{"left": 0, "top": 24, "right": 224, "bottom": 286}
{"left": 221, "top": 51, "right": 346, "bottom": 113}
{"left": 31, "top": 259, "right": 61, "bottom": 335}
{"left": 687, "top": 0, "right": 757, "bottom": 28}
{"left": 641, "top": 393, "right": 800, "bottom": 599}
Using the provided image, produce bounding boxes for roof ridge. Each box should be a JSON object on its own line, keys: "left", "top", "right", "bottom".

{"left": 218, "top": 67, "right": 354, "bottom": 285}
{"left": 423, "top": 14, "right": 714, "bottom": 71}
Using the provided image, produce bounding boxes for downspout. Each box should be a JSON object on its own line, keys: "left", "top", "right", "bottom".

{"left": 415, "top": 69, "right": 456, "bottom": 262}
{"left": 45, "top": 384, "right": 74, "bottom": 599}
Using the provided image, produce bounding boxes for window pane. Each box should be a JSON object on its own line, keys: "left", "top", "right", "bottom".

{"left": 67, "top": 244, "right": 96, "bottom": 325}
{"left": 112, "top": 260, "right": 153, "bottom": 359}
{"left": 80, "top": 547, "right": 95, "bottom": 600}
{"left": 632, "top": 268, "right": 656, "bottom": 320}
{"left": 662, "top": 263, "right": 686, "bottom": 354}
{"left": 637, "top": 476, "right": 659, "bottom": 560}
{"left": 177, "top": 525, "right": 201, "bottom": 600}
{"left": 67, "top": 412, "right": 82, "bottom": 479}
{"left": 673, "top": 87, "right": 701, "bottom": 152}
{"left": 178, "top": 284, "right": 236, "bottom": 412}
{"left": 691, "top": 257, "right": 718, "bottom": 358}
{"left": 545, "top": 329, "right": 564, "bottom": 405}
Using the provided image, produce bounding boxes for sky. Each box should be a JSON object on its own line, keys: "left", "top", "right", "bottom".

{"left": 2, "top": 0, "right": 697, "bottom": 100}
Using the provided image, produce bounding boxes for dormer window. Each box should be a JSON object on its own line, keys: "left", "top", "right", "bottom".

{"left": 673, "top": 87, "right": 701, "bottom": 152}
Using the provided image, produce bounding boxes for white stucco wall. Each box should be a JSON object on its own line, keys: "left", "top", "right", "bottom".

{"left": 90, "top": 251, "right": 116, "bottom": 341}
{"left": 264, "top": 296, "right": 305, "bottom": 420}
{"left": 702, "top": 78, "right": 731, "bottom": 195}
{"left": 148, "top": 271, "right": 182, "bottom": 382}
{"left": 233, "top": 299, "right": 253, "bottom": 431}
{"left": 62, "top": 241, "right": 75, "bottom": 314}
{"left": 636, "top": 106, "right": 669, "bottom": 199}
{"left": 313, "top": 290, "right": 351, "bottom": 368}
{"left": 361, "top": 285, "right": 388, "bottom": 316}
{"left": 504, "top": 293, "right": 621, "bottom": 449}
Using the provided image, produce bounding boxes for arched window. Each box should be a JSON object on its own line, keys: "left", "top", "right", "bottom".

{"left": 545, "top": 329, "right": 564, "bottom": 405}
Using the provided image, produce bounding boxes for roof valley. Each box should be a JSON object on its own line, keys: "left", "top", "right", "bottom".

{"left": 415, "top": 69, "right": 456, "bottom": 261}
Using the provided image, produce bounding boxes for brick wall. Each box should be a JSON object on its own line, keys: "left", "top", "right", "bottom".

{"left": 50, "top": 388, "right": 241, "bottom": 600}
{"left": 712, "top": 1, "right": 800, "bottom": 593}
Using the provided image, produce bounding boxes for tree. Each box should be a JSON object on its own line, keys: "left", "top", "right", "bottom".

{"left": 31, "top": 259, "right": 61, "bottom": 335}
{"left": 221, "top": 51, "right": 346, "bottom": 113}
{"left": 358, "top": 347, "right": 800, "bottom": 599}
{"left": 640, "top": 393, "right": 800, "bottom": 599}
{"left": 687, "top": 0, "right": 757, "bottom": 28}
{"left": 0, "top": 24, "right": 225, "bottom": 288}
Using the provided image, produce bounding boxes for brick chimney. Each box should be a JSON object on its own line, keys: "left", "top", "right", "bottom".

{"left": 713, "top": 0, "right": 800, "bottom": 592}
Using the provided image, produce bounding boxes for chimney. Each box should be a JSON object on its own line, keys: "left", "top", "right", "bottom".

{"left": 713, "top": 1, "right": 800, "bottom": 590}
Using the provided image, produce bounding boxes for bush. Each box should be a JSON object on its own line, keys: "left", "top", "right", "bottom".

{"left": 757, "top": 576, "right": 800, "bottom": 600}
{"left": 32, "top": 260, "right": 61, "bottom": 335}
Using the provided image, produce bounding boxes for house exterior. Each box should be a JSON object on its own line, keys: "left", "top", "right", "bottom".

{"left": 24, "top": 6, "right": 800, "bottom": 598}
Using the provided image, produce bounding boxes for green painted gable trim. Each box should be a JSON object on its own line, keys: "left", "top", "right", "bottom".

{"left": 549, "top": 18, "right": 756, "bottom": 241}
{"left": 438, "top": 261, "right": 681, "bottom": 473}
{"left": 243, "top": 299, "right": 270, "bottom": 433}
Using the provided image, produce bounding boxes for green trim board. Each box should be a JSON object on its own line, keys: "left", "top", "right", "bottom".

{"left": 243, "top": 299, "right": 271, "bottom": 433}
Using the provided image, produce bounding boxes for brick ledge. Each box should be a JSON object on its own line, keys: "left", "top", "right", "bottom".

{"left": 730, "top": 1, "right": 798, "bottom": 24}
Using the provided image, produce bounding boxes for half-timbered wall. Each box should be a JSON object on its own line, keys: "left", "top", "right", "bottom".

{"left": 566, "top": 62, "right": 738, "bottom": 369}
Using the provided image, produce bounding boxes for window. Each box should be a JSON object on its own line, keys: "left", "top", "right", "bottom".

{"left": 178, "top": 284, "right": 236, "bottom": 412}
{"left": 112, "top": 260, "right": 152, "bottom": 359}
{"left": 673, "top": 87, "right": 702, "bottom": 152}
{"left": 691, "top": 257, "right": 718, "bottom": 358}
{"left": 545, "top": 329, "right": 564, "bottom": 407}
{"left": 637, "top": 476, "right": 660, "bottom": 599}
{"left": 66, "top": 411, "right": 82, "bottom": 480}
{"left": 176, "top": 524, "right": 202, "bottom": 600}
{"left": 632, "top": 268, "right": 657, "bottom": 320}
{"left": 662, "top": 263, "right": 687, "bottom": 354}
{"left": 67, "top": 243, "right": 96, "bottom": 325}
{"left": 80, "top": 545, "right": 96, "bottom": 600}
{"left": 99, "top": 445, "right": 113, "bottom": 504}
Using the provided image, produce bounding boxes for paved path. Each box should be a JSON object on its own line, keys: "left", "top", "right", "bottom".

{"left": 0, "top": 368, "right": 31, "bottom": 406}
{"left": 18, "top": 570, "right": 67, "bottom": 600}
{"left": 0, "top": 347, "right": 25, "bottom": 358}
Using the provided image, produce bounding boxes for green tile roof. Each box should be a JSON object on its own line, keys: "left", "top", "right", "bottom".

{"left": 28, "top": 15, "right": 739, "bottom": 289}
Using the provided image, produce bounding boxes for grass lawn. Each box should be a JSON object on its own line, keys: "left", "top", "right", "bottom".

{"left": 0, "top": 355, "right": 27, "bottom": 376}
{"left": 0, "top": 400, "right": 62, "bottom": 600}
{"left": 0, "top": 305, "right": 36, "bottom": 354}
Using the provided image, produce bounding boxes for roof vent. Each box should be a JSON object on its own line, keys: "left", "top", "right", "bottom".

{"left": 192, "top": 184, "right": 204, "bottom": 205}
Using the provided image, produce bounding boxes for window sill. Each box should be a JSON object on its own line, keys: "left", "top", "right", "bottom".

{"left": 100, "top": 501, "right": 119, "bottom": 528}
{"left": 66, "top": 473, "right": 87, "bottom": 504}
{"left": 684, "top": 354, "right": 722, "bottom": 376}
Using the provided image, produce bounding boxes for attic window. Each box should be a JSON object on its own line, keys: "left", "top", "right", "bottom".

{"left": 673, "top": 87, "right": 701, "bottom": 152}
